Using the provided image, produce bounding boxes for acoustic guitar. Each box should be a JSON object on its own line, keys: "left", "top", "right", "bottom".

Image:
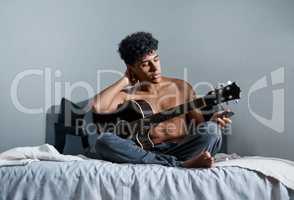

{"left": 93, "top": 82, "right": 241, "bottom": 149}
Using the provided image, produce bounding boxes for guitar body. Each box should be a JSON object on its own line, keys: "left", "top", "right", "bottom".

{"left": 93, "top": 100, "right": 155, "bottom": 149}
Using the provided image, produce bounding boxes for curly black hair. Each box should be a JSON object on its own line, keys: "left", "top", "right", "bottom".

{"left": 118, "top": 32, "right": 158, "bottom": 65}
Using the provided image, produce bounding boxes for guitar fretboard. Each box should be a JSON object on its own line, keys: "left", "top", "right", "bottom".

{"left": 144, "top": 97, "right": 206, "bottom": 124}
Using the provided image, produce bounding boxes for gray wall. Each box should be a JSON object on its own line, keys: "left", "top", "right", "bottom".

{"left": 1, "top": 0, "right": 293, "bottom": 160}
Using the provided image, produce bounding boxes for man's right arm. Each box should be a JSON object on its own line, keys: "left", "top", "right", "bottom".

{"left": 92, "top": 74, "right": 130, "bottom": 113}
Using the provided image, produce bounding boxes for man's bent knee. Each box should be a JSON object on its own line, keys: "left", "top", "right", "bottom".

{"left": 197, "top": 122, "right": 222, "bottom": 151}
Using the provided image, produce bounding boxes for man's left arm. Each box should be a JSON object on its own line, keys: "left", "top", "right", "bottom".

{"left": 183, "top": 81, "right": 232, "bottom": 128}
{"left": 183, "top": 81, "right": 205, "bottom": 125}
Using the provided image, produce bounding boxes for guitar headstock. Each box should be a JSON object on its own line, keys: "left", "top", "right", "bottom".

{"left": 204, "top": 82, "right": 241, "bottom": 106}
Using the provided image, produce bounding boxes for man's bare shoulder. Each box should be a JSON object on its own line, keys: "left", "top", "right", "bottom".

{"left": 160, "top": 76, "right": 193, "bottom": 92}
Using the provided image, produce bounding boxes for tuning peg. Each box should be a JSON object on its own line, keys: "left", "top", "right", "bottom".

{"left": 217, "top": 82, "right": 224, "bottom": 89}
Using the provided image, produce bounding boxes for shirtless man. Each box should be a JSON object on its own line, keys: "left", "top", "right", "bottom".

{"left": 92, "top": 32, "right": 231, "bottom": 168}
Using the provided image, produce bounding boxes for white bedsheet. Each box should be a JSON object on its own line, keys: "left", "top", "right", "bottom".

{"left": 0, "top": 144, "right": 83, "bottom": 167}
{"left": 1, "top": 144, "right": 294, "bottom": 191}
{"left": 215, "top": 156, "right": 294, "bottom": 190}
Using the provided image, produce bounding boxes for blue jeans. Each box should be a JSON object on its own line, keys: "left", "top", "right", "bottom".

{"left": 90, "top": 122, "right": 222, "bottom": 167}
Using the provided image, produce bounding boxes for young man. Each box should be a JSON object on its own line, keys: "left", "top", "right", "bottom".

{"left": 92, "top": 32, "right": 231, "bottom": 168}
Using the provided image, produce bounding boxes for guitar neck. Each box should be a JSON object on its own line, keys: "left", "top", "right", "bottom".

{"left": 145, "top": 97, "right": 207, "bottom": 124}
{"left": 131, "top": 81, "right": 240, "bottom": 128}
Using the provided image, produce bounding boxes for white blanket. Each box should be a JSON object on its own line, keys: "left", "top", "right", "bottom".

{"left": 215, "top": 156, "right": 294, "bottom": 190}
{"left": 0, "top": 144, "right": 84, "bottom": 167}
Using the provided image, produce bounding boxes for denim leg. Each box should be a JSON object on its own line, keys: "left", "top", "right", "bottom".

{"left": 163, "top": 121, "right": 223, "bottom": 161}
{"left": 94, "top": 132, "right": 183, "bottom": 167}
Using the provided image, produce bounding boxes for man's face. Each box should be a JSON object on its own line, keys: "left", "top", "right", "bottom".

{"left": 128, "top": 50, "right": 162, "bottom": 84}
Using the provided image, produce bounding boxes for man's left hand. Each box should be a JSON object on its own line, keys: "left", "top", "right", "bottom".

{"left": 211, "top": 110, "right": 232, "bottom": 128}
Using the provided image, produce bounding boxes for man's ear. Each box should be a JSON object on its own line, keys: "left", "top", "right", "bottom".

{"left": 126, "top": 65, "right": 135, "bottom": 73}
{"left": 126, "top": 65, "right": 137, "bottom": 82}
{"left": 127, "top": 65, "right": 137, "bottom": 76}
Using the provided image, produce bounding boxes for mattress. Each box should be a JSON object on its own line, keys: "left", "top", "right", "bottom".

{"left": 1, "top": 159, "right": 293, "bottom": 200}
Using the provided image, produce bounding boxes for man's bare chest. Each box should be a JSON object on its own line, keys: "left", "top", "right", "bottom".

{"left": 137, "top": 90, "right": 185, "bottom": 114}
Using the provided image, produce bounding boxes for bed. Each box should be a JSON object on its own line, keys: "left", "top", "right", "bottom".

{"left": 1, "top": 158, "right": 294, "bottom": 200}
{"left": 0, "top": 156, "right": 294, "bottom": 200}
{"left": 1, "top": 98, "right": 293, "bottom": 200}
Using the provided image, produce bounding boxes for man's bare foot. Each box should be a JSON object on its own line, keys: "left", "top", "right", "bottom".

{"left": 182, "top": 151, "right": 214, "bottom": 168}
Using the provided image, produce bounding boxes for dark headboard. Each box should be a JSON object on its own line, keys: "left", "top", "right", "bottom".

{"left": 45, "top": 98, "right": 91, "bottom": 154}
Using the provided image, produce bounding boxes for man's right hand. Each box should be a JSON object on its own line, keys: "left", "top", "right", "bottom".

{"left": 93, "top": 69, "right": 135, "bottom": 113}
